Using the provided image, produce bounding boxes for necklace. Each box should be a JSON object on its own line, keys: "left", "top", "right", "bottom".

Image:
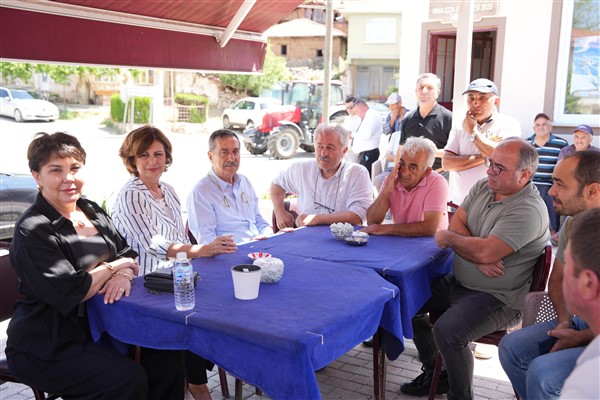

{"left": 72, "top": 219, "right": 86, "bottom": 227}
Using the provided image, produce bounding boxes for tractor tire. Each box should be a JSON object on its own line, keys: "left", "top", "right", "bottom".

{"left": 300, "top": 144, "right": 315, "bottom": 153}
{"left": 268, "top": 128, "right": 299, "bottom": 159}
{"left": 245, "top": 142, "right": 267, "bottom": 155}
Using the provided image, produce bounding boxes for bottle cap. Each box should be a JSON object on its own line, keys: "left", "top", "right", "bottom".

{"left": 176, "top": 252, "right": 187, "bottom": 260}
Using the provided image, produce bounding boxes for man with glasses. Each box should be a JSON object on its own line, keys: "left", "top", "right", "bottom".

{"left": 442, "top": 78, "right": 521, "bottom": 205}
{"left": 499, "top": 151, "right": 600, "bottom": 400}
{"left": 187, "top": 129, "right": 272, "bottom": 244}
{"left": 401, "top": 138, "right": 549, "bottom": 399}
{"left": 362, "top": 136, "right": 448, "bottom": 236}
{"left": 270, "top": 123, "right": 372, "bottom": 230}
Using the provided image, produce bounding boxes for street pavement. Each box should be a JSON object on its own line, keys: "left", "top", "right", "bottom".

{"left": 0, "top": 107, "right": 516, "bottom": 399}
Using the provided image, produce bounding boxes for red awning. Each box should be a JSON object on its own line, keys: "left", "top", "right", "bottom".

{"left": 0, "top": 0, "right": 304, "bottom": 73}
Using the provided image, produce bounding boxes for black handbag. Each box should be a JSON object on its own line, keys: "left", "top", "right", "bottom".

{"left": 143, "top": 267, "right": 200, "bottom": 294}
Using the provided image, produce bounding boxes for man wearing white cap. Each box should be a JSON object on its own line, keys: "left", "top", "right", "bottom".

{"left": 558, "top": 124, "right": 599, "bottom": 161}
{"left": 383, "top": 92, "right": 407, "bottom": 136}
{"left": 442, "top": 78, "right": 521, "bottom": 205}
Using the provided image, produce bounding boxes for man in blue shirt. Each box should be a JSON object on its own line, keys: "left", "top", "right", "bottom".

{"left": 187, "top": 129, "right": 272, "bottom": 244}
{"left": 526, "top": 113, "right": 568, "bottom": 243}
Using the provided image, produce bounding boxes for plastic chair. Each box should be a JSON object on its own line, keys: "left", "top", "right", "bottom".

{"left": 185, "top": 222, "right": 260, "bottom": 399}
{"left": 428, "top": 244, "right": 553, "bottom": 400}
{"left": 0, "top": 241, "right": 58, "bottom": 400}
{"left": 522, "top": 291, "right": 556, "bottom": 328}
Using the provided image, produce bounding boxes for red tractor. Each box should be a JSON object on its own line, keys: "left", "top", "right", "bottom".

{"left": 242, "top": 80, "right": 347, "bottom": 159}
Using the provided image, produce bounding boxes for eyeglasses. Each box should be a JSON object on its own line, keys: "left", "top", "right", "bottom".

{"left": 484, "top": 157, "right": 516, "bottom": 176}
{"left": 222, "top": 192, "right": 248, "bottom": 208}
{"left": 314, "top": 201, "right": 335, "bottom": 214}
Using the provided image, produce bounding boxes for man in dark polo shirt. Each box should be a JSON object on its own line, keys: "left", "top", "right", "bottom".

{"left": 399, "top": 73, "right": 452, "bottom": 178}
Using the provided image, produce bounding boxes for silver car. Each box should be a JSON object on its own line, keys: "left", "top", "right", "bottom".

{"left": 222, "top": 97, "right": 281, "bottom": 130}
{"left": 0, "top": 87, "right": 59, "bottom": 122}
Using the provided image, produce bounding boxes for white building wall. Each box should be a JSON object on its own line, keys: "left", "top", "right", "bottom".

{"left": 398, "top": 0, "right": 557, "bottom": 137}
{"left": 398, "top": 1, "right": 429, "bottom": 111}
{"left": 495, "top": 0, "right": 554, "bottom": 135}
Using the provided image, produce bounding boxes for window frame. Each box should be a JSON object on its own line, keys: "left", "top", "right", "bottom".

{"left": 553, "top": 0, "right": 599, "bottom": 127}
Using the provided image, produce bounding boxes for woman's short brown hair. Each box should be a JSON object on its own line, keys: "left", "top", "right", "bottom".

{"left": 27, "top": 132, "right": 86, "bottom": 172}
{"left": 119, "top": 125, "right": 173, "bottom": 176}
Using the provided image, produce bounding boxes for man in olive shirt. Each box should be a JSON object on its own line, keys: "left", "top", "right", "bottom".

{"left": 401, "top": 138, "right": 549, "bottom": 399}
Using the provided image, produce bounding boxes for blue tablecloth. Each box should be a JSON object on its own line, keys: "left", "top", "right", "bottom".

{"left": 88, "top": 252, "right": 403, "bottom": 400}
{"left": 244, "top": 225, "right": 453, "bottom": 338}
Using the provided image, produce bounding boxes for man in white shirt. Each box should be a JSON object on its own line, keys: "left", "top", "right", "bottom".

{"left": 442, "top": 78, "right": 521, "bottom": 204}
{"left": 271, "top": 123, "right": 372, "bottom": 229}
{"left": 560, "top": 208, "right": 600, "bottom": 399}
{"left": 346, "top": 99, "right": 383, "bottom": 178}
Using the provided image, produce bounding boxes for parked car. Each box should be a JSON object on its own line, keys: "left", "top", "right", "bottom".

{"left": 0, "top": 87, "right": 59, "bottom": 122}
{"left": 0, "top": 172, "right": 38, "bottom": 240}
{"left": 222, "top": 97, "right": 281, "bottom": 130}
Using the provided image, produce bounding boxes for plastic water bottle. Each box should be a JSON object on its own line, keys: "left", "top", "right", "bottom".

{"left": 173, "top": 252, "right": 195, "bottom": 311}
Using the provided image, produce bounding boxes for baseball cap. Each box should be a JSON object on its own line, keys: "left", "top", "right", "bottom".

{"left": 462, "top": 78, "right": 499, "bottom": 96}
{"left": 574, "top": 124, "right": 593, "bottom": 135}
{"left": 385, "top": 93, "right": 402, "bottom": 105}
{"left": 534, "top": 113, "right": 552, "bottom": 122}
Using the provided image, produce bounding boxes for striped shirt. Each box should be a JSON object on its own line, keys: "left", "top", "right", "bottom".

{"left": 527, "top": 133, "right": 568, "bottom": 185}
{"left": 112, "top": 177, "right": 189, "bottom": 275}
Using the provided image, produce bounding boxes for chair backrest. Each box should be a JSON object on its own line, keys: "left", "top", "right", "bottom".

{"left": 185, "top": 220, "right": 198, "bottom": 245}
{"left": 0, "top": 241, "right": 24, "bottom": 321}
{"left": 447, "top": 201, "right": 459, "bottom": 223}
{"left": 522, "top": 291, "right": 557, "bottom": 328}
{"left": 529, "top": 244, "right": 552, "bottom": 292}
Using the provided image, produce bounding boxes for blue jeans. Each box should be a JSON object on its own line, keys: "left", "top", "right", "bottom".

{"left": 536, "top": 184, "right": 560, "bottom": 232}
{"left": 411, "top": 273, "right": 520, "bottom": 400}
{"left": 498, "top": 316, "right": 588, "bottom": 400}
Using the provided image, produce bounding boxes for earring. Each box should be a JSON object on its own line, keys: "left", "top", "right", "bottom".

{"left": 37, "top": 184, "right": 43, "bottom": 191}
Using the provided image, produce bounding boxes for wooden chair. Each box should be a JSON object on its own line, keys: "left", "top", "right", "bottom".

{"left": 447, "top": 201, "right": 459, "bottom": 223}
{"left": 185, "top": 222, "right": 260, "bottom": 399}
{"left": 0, "top": 241, "right": 58, "bottom": 400}
{"left": 427, "top": 244, "right": 553, "bottom": 400}
{"left": 271, "top": 195, "right": 298, "bottom": 234}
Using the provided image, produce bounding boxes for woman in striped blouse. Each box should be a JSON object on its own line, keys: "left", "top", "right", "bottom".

{"left": 112, "top": 125, "right": 235, "bottom": 400}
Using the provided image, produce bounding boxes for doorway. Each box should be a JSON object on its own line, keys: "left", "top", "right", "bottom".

{"left": 430, "top": 31, "right": 496, "bottom": 110}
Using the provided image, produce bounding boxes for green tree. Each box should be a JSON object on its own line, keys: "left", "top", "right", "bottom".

{"left": 0, "top": 62, "right": 34, "bottom": 85}
{"left": 48, "top": 65, "right": 77, "bottom": 110}
{"left": 219, "top": 46, "right": 289, "bottom": 96}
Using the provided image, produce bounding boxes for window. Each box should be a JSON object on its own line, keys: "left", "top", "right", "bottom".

{"left": 281, "top": 45, "right": 287, "bottom": 56}
{"left": 554, "top": 0, "right": 599, "bottom": 126}
{"left": 316, "top": 49, "right": 323, "bottom": 57}
{"left": 365, "top": 18, "right": 397, "bottom": 43}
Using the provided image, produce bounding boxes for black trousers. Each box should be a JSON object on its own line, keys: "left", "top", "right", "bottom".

{"left": 359, "top": 148, "right": 380, "bottom": 178}
{"left": 7, "top": 341, "right": 149, "bottom": 400}
{"left": 185, "top": 350, "right": 215, "bottom": 385}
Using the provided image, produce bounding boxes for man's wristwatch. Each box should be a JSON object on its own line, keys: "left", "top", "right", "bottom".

{"left": 469, "top": 131, "right": 478, "bottom": 142}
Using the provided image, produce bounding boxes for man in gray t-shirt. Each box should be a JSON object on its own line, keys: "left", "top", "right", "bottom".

{"left": 400, "top": 138, "right": 549, "bottom": 399}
